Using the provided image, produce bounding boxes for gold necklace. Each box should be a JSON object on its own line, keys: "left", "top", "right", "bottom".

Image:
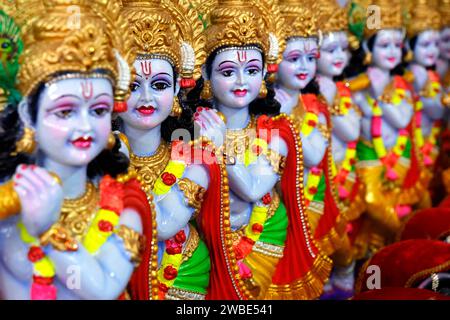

{"left": 291, "top": 95, "right": 306, "bottom": 132}
{"left": 129, "top": 142, "right": 171, "bottom": 194}
{"left": 225, "top": 115, "right": 256, "bottom": 158}
{"left": 59, "top": 182, "right": 99, "bottom": 241}
{"left": 118, "top": 132, "right": 171, "bottom": 194}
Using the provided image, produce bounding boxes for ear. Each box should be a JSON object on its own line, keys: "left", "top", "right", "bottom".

{"left": 18, "top": 98, "right": 34, "bottom": 129}
{"left": 262, "top": 65, "right": 267, "bottom": 80}
{"left": 201, "top": 64, "right": 209, "bottom": 81}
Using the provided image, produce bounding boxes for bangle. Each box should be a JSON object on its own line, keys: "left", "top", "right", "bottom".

{"left": 0, "top": 180, "right": 21, "bottom": 220}
{"left": 114, "top": 225, "right": 144, "bottom": 266}
{"left": 40, "top": 224, "right": 79, "bottom": 252}
{"left": 177, "top": 178, "right": 206, "bottom": 220}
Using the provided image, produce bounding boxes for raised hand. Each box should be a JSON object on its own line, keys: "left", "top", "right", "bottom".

{"left": 13, "top": 165, "right": 63, "bottom": 237}
{"left": 194, "top": 107, "right": 226, "bottom": 148}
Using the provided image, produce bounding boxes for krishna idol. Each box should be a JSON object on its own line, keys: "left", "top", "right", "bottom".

{"left": 316, "top": 0, "right": 365, "bottom": 299}
{"left": 404, "top": 0, "right": 449, "bottom": 206}
{"left": 275, "top": 0, "right": 342, "bottom": 256}
{"left": 190, "top": 0, "right": 331, "bottom": 300}
{"left": 118, "top": 0, "right": 219, "bottom": 300}
{"left": 0, "top": 0, "right": 151, "bottom": 300}
{"left": 347, "top": 0, "right": 420, "bottom": 256}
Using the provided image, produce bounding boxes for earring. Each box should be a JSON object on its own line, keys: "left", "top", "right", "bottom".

{"left": 170, "top": 96, "right": 182, "bottom": 118}
{"left": 106, "top": 132, "right": 116, "bottom": 150}
{"left": 363, "top": 52, "right": 372, "bottom": 65}
{"left": 259, "top": 81, "right": 268, "bottom": 98}
{"left": 201, "top": 80, "right": 213, "bottom": 100}
{"left": 13, "top": 126, "right": 36, "bottom": 155}
{"left": 404, "top": 50, "right": 413, "bottom": 63}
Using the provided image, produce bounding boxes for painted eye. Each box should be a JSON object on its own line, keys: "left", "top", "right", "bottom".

{"left": 92, "top": 105, "right": 110, "bottom": 117}
{"left": 130, "top": 83, "right": 139, "bottom": 92}
{"left": 307, "top": 55, "right": 316, "bottom": 62}
{"left": 288, "top": 57, "right": 299, "bottom": 63}
{"left": 247, "top": 68, "right": 260, "bottom": 75}
{"left": 55, "top": 109, "right": 73, "bottom": 119}
{"left": 1, "top": 42, "right": 10, "bottom": 49}
{"left": 222, "top": 70, "right": 233, "bottom": 77}
{"left": 153, "top": 82, "right": 170, "bottom": 91}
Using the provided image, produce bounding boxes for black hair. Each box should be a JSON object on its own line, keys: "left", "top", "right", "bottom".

{"left": 343, "top": 33, "right": 407, "bottom": 78}
{"left": 0, "top": 103, "right": 30, "bottom": 180}
{"left": 191, "top": 45, "right": 281, "bottom": 117}
{"left": 300, "top": 78, "right": 321, "bottom": 95}
{"left": 27, "top": 76, "right": 129, "bottom": 179}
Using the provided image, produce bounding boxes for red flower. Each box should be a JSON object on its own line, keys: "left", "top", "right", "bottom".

{"left": 307, "top": 120, "right": 317, "bottom": 127}
{"left": 252, "top": 145, "right": 263, "bottom": 156}
{"left": 350, "top": 158, "right": 357, "bottom": 166}
{"left": 174, "top": 230, "right": 186, "bottom": 244}
{"left": 309, "top": 186, "right": 318, "bottom": 195}
{"left": 161, "top": 172, "right": 177, "bottom": 186}
{"left": 166, "top": 246, "right": 182, "bottom": 255}
{"left": 28, "top": 246, "right": 45, "bottom": 263}
{"left": 98, "top": 220, "right": 114, "bottom": 233}
{"left": 33, "top": 275, "right": 54, "bottom": 286}
{"left": 159, "top": 283, "right": 169, "bottom": 293}
{"left": 163, "top": 265, "right": 178, "bottom": 280}
{"left": 252, "top": 223, "right": 264, "bottom": 234}
{"left": 262, "top": 193, "right": 272, "bottom": 205}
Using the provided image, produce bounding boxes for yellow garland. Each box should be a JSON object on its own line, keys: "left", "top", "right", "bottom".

{"left": 17, "top": 222, "right": 56, "bottom": 278}
{"left": 368, "top": 95, "right": 408, "bottom": 160}
{"left": 244, "top": 138, "right": 269, "bottom": 167}
{"left": 304, "top": 168, "right": 322, "bottom": 204}
{"left": 157, "top": 249, "right": 184, "bottom": 287}
{"left": 153, "top": 160, "right": 187, "bottom": 196}
{"left": 244, "top": 205, "right": 269, "bottom": 242}
{"left": 83, "top": 209, "right": 121, "bottom": 254}
{"left": 301, "top": 112, "right": 319, "bottom": 137}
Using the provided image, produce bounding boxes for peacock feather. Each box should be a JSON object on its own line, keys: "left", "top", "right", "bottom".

{"left": 0, "top": 9, "right": 23, "bottom": 105}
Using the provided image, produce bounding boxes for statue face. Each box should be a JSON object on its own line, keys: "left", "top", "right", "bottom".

{"left": 413, "top": 30, "right": 440, "bottom": 67}
{"left": 439, "top": 27, "right": 450, "bottom": 61}
{"left": 371, "top": 29, "right": 403, "bottom": 71}
{"left": 209, "top": 48, "right": 263, "bottom": 109}
{"left": 121, "top": 58, "right": 176, "bottom": 130}
{"left": 278, "top": 37, "right": 318, "bottom": 90}
{"left": 318, "top": 31, "right": 349, "bottom": 77}
{"left": 34, "top": 77, "right": 113, "bottom": 166}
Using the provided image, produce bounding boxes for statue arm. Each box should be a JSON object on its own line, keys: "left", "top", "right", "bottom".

{"left": 226, "top": 135, "right": 287, "bottom": 203}
{"left": 153, "top": 164, "right": 209, "bottom": 241}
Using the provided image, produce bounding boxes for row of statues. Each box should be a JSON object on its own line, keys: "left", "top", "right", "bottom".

{"left": 0, "top": 0, "right": 449, "bottom": 300}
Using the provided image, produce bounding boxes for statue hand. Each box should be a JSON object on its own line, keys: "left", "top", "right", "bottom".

{"left": 194, "top": 108, "right": 226, "bottom": 148}
{"left": 13, "top": 165, "right": 63, "bottom": 237}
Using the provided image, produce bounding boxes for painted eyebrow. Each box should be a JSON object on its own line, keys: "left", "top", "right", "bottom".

{"left": 94, "top": 93, "right": 113, "bottom": 99}
{"left": 246, "top": 59, "right": 262, "bottom": 64}
{"left": 152, "top": 72, "right": 172, "bottom": 79}
{"left": 218, "top": 60, "right": 239, "bottom": 67}
{"left": 54, "top": 94, "right": 82, "bottom": 102}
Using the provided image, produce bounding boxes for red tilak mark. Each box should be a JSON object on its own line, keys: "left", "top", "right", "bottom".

{"left": 81, "top": 81, "right": 93, "bottom": 100}
{"left": 237, "top": 50, "right": 247, "bottom": 64}
{"left": 141, "top": 61, "right": 151, "bottom": 79}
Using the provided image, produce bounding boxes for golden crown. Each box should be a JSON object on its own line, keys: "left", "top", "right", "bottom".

{"left": 404, "top": 0, "right": 441, "bottom": 38}
{"left": 352, "top": 0, "right": 403, "bottom": 39}
{"left": 318, "top": 0, "right": 349, "bottom": 34}
{"left": 197, "top": 0, "right": 283, "bottom": 69}
{"left": 441, "top": 0, "right": 450, "bottom": 27}
{"left": 121, "top": 0, "right": 206, "bottom": 87}
{"left": 15, "top": 0, "right": 133, "bottom": 112}
{"left": 277, "top": 0, "right": 321, "bottom": 40}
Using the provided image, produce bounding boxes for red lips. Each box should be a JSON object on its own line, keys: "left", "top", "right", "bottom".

{"left": 233, "top": 89, "right": 248, "bottom": 97}
{"left": 334, "top": 62, "right": 344, "bottom": 68}
{"left": 297, "top": 73, "right": 308, "bottom": 80}
{"left": 387, "top": 57, "right": 397, "bottom": 63}
{"left": 72, "top": 136, "right": 93, "bottom": 149}
{"left": 137, "top": 105, "right": 155, "bottom": 115}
